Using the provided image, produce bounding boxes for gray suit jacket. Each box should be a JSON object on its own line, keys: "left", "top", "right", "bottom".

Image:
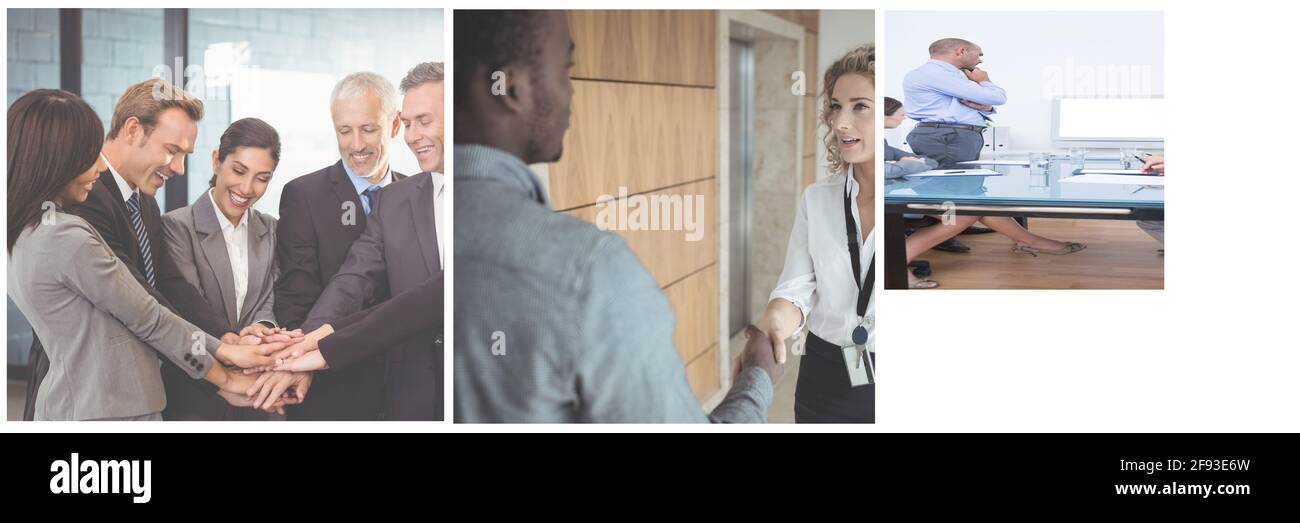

{"left": 303, "top": 171, "right": 442, "bottom": 420}
{"left": 8, "top": 214, "right": 221, "bottom": 420}
{"left": 452, "top": 144, "right": 772, "bottom": 423}
{"left": 161, "top": 192, "right": 279, "bottom": 331}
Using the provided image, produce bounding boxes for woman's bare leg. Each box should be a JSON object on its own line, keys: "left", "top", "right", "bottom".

{"left": 906, "top": 215, "right": 981, "bottom": 262}
{"left": 976, "top": 216, "right": 1070, "bottom": 249}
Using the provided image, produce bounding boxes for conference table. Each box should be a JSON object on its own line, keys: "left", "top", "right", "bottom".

{"left": 883, "top": 158, "right": 1165, "bottom": 289}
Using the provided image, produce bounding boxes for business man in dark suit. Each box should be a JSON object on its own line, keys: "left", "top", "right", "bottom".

{"left": 21, "top": 78, "right": 274, "bottom": 421}
{"left": 275, "top": 171, "right": 441, "bottom": 420}
{"left": 274, "top": 72, "right": 408, "bottom": 420}
{"left": 268, "top": 64, "right": 443, "bottom": 419}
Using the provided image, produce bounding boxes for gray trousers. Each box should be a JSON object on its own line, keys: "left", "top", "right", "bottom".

{"left": 1137, "top": 220, "right": 1164, "bottom": 244}
{"left": 906, "top": 125, "right": 985, "bottom": 166}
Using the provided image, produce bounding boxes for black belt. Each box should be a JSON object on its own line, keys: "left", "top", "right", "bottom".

{"left": 917, "top": 122, "right": 985, "bottom": 132}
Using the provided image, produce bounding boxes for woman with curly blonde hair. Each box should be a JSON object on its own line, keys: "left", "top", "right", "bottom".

{"left": 760, "top": 44, "right": 877, "bottom": 423}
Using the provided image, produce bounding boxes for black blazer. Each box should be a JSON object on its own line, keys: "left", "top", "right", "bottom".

{"left": 274, "top": 160, "right": 406, "bottom": 420}
{"left": 320, "top": 276, "right": 441, "bottom": 371}
{"left": 23, "top": 169, "right": 237, "bottom": 421}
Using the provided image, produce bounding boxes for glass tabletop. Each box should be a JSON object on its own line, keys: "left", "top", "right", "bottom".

{"left": 884, "top": 157, "right": 1165, "bottom": 208}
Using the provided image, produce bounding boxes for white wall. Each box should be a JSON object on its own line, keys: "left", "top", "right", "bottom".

{"left": 883, "top": 11, "right": 1163, "bottom": 154}
{"left": 816, "top": 10, "right": 875, "bottom": 176}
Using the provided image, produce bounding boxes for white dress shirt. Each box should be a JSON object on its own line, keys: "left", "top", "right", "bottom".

{"left": 101, "top": 153, "right": 137, "bottom": 204}
{"left": 431, "top": 172, "right": 445, "bottom": 267}
{"left": 208, "top": 189, "right": 251, "bottom": 318}
{"left": 769, "top": 166, "right": 876, "bottom": 351}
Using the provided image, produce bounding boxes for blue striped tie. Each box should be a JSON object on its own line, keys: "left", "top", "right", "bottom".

{"left": 125, "top": 191, "right": 157, "bottom": 287}
{"left": 362, "top": 185, "right": 382, "bottom": 216}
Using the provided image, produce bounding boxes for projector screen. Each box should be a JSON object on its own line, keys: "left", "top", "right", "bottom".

{"left": 1053, "top": 97, "right": 1165, "bottom": 143}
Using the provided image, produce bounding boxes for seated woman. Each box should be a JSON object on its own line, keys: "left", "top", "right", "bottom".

{"left": 161, "top": 117, "right": 307, "bottom": 419}
{"left": 6, "top": 89, "right": 289, "bottom": 420}
{"left": 883, "top": 96, "right": 935, "bottom": 179}
{"left": 884, "top": 101, "right": 1086, "bottom": 288}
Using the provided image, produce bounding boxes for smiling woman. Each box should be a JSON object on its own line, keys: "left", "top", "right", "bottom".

{"left": 762, "top": 43, "right": 879, "bottom": 423}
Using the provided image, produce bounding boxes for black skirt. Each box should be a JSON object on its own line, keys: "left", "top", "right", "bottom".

{"left": 794, "top": 332, "right": 875, "bottom": 423}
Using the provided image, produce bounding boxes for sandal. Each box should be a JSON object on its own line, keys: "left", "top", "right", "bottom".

{"left": 1011, "top": 241, "right": 1086, "bottom": 257}
{"left": 909, "top": 278, "right": 940, "bottom": 289}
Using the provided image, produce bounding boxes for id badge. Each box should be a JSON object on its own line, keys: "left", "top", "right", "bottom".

{"left": 842, "top": 345, "right": 874, "bottom": 387}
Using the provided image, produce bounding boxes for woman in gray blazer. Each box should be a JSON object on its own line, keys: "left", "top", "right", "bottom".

{"left": 6, "top": 90, "right": 278, "bottom": 420}
{"left": 161, "top": 117, "right": 299, "bottom": 420}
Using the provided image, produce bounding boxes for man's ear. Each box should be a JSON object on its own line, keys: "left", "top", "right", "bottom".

{"left": 123, "top": 116, "right": 142, "bottom": 145}
{"left": 389, "top": 110, "right": 402, "bottom": 139}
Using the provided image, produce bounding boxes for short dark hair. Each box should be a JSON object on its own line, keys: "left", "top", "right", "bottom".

{"left": 7, "top": 89, "right": 105, "bottom": 253}
{"left": 884, "top": 97, "right": 902, "bottom": 116}
{"left": 453, "top": 10, "right": 548, "bottom": 109}
{"left": 209, "top": 117, "right": 281, "bottom": 187}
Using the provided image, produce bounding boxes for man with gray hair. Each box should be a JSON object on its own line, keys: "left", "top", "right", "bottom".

{"left": 903, "top": 37, "right": 1007, "bottom": 166}
{"left": 274, "top": 71, "right": 408, "bottom": 420}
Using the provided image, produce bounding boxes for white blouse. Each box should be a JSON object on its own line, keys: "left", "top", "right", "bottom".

{"left": 769, "top": 166, "right": 876, "bottom": 351}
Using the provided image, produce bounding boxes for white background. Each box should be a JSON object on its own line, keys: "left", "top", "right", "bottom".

{"left": 3, "top": 0, "right": 1299, "bottom": 433}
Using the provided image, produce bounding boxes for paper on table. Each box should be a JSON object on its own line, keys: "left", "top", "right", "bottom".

{"left": 905, "top": 168, "right": 1002, "bottom": 178}
{"left": 956, "top": 160, "right": 1032, "bottom": 166}
{"left": 1061, "top": 174, "right": 1165, "bottom": 186}
{"left": 1078, "top": 169, "right": 1147, "bottom": 175}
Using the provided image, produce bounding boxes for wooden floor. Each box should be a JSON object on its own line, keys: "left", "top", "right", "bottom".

{"left": 911, "top": 218, "right": 1163, "bottom": 289}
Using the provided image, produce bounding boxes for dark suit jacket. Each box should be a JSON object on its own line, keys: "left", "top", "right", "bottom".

{"left": 23, "top": 169, "right": 236, "bottom": 421}
{"left": 303, "top": 172, "right": 442, "bottom": 421}
{"left": 274, "top": 160, "right": 406, "bottom": 420}
{"left": 321, "top": 276, "right": 441, "bottom": 371}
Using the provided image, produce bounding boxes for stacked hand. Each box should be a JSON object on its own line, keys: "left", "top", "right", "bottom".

{"left": 215, "top": 325, "right": 313, "bottom": 413}
{"left": 268, "top": 324, "right": 336, "bottom": 373}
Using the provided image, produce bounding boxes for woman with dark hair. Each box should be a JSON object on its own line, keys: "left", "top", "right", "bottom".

{"left": 7, "top": 89, "right": 282, "bottom": 420}
{"left": 161, "top": 117, "right": 308, "bottom": 419}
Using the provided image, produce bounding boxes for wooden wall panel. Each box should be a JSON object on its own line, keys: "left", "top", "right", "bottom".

{"left": 566, "top": 179, "right": 716, "bottom": 287}
{"left": 665, "top": 266, "right": 718, "bottom": 365}
{"left": 550, "top": 81, "right": 717, "bottom": 211}
{"left": 684, "top": 345, "right": 720, "bottom": 402}
{"left": 555, "top": 10, "right": 722, "bottom": 405}
{"left": 568, "top": 10, "right": 716, "bottom": 87}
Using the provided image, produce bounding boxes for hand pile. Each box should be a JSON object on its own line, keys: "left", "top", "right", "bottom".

{"left": 213, "top": 324, "right": 313, "bottom": 415}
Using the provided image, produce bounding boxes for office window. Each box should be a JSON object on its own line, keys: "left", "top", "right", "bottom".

{"left": 80, "top": 8, "right": 167, "bottom": 203}
{"left": 6, "top": 9, "right": 62, "bottom": 367}
{"left": 185, "top": 8, "right": 444, "bottom": 217}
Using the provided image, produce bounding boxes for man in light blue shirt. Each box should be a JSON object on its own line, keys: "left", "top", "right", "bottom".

{"left": 903, "top": 38, "right": 1007, "bottom": 166}
{"left": 342, "top": 161, "right": 392, "bottom": 216}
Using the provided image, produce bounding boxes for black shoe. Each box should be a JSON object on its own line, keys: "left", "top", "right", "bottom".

{"left": 933, "top": 238, "right": 970, "bottom": 253}
{"left": 963, "top": 225, "right": 994, "bottom": 235}
{"left": 909, "top": 260, "right": 932, "bottom": 278}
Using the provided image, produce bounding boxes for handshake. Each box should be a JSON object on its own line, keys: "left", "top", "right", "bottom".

{"left": 210, "top": 322, "right": 335, "bottom": 414}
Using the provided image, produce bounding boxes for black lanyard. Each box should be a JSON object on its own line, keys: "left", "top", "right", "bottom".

{"left": 844, "top": 176, "right": 874, "bottom": 319}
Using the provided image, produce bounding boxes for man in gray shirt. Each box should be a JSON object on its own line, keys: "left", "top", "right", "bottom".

{"left": 452, "top": 10, "right": 779, "bottom": 423}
